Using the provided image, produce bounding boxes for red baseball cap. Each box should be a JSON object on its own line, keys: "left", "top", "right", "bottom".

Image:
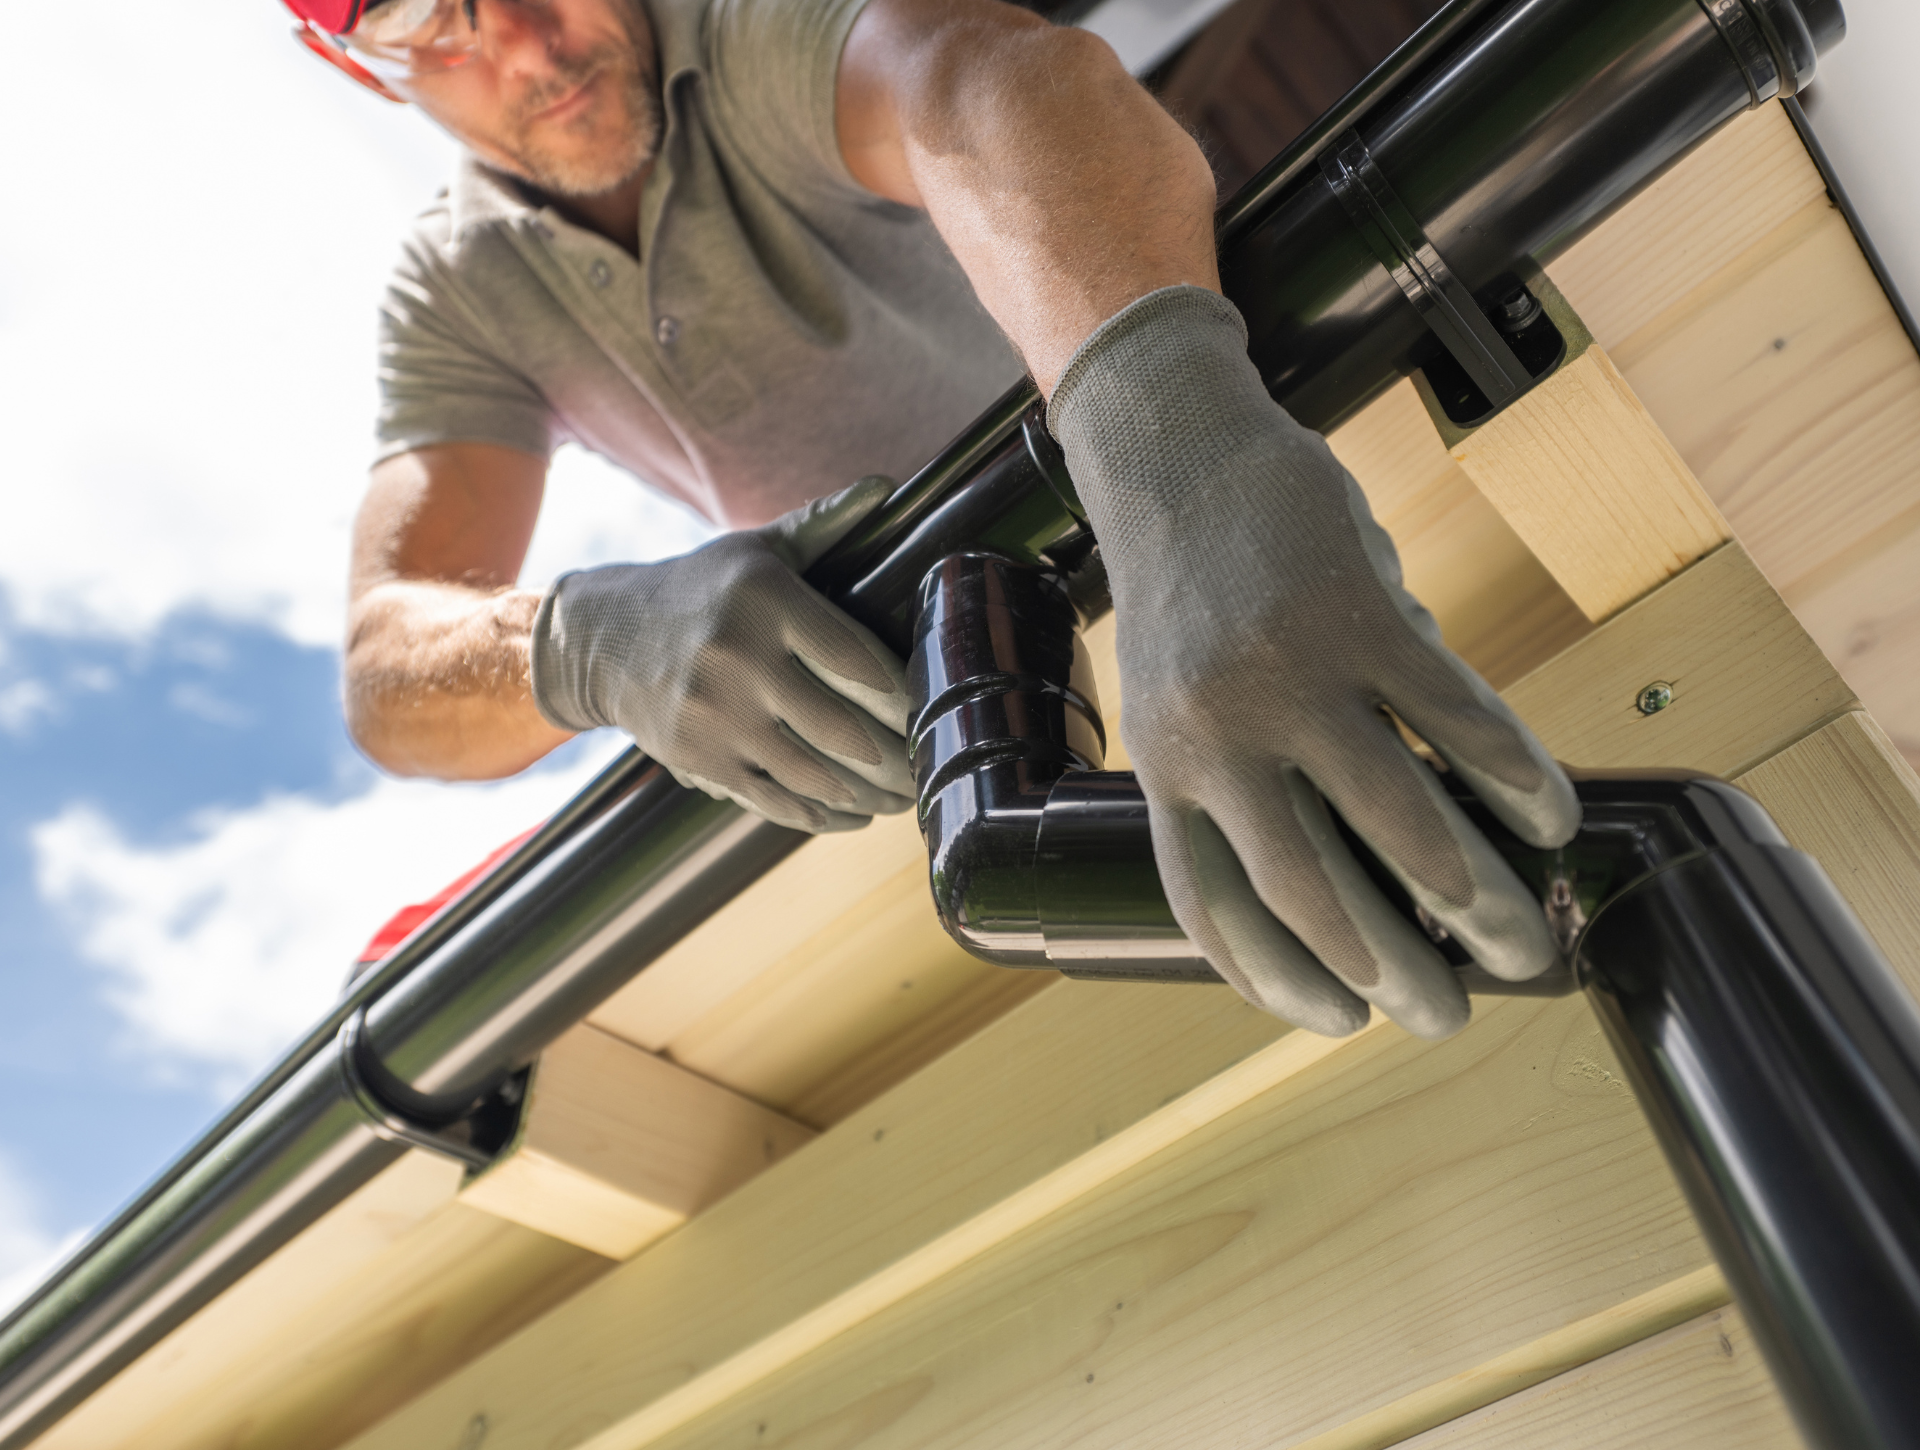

{"left": 282, "top": 0, "right": 370, "bottom": 34}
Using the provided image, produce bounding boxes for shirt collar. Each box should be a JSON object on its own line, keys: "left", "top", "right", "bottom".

{"left": 448, "top": 153, "right": 545, "bottom": 240}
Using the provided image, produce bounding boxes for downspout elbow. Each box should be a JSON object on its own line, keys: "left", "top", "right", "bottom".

{"left": 908, "top": 554, "right": 1103, "bottom": 967}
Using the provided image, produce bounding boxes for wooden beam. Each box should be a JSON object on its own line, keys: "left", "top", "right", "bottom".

{"left": 1502, "top": 542, "right": 1855, "bottom": 777}
{"left": 1449, "top": 342, "right": 1732, "bottom": 622}
{"left": 547, "top": 994, "right": 1707, "bottom": 1450}
{"left": 460, "top": 1024, "right": 816, "bottom": 1259}
{"left": 1737, "top": 711, "right": 1920, "bottom": 1002}
{"left": 347, "top": 980, "right": 1305, "bottom": 1450}
{"left": 1290, "top": 1270, "right": 1731, "bottom": 1450}
{"left": 41, "top": 1156, "right": 609, "bottom": 1450}
{"left": 1390, "top": 1307, "right": 1800, "bottom": 1450}
{"left": 1550, "top": 99, "right": 1920, "bottom": 771}
{"left": 1550, "top": 102, "right": 1829, "bottom": 347}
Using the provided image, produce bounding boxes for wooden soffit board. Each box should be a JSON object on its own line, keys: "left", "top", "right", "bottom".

{"left": 345, "top": 519, "right": 1891, "bottom": 1450}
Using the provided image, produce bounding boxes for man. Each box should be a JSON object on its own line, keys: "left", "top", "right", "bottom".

{"left": 289, "top": 0, "right": 1580, "bottom": 1039}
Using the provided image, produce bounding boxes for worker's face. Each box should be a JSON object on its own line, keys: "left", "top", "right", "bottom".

{"left": 400, "top": 0, "right": 661, "bottom": 198}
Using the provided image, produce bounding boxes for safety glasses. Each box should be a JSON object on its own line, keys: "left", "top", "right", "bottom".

{"left": 292, "top": 0, "right": 555, "bottom": 96}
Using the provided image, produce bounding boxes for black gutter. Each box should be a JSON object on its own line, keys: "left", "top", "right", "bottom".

{"left": 0, "top": 0, "right": 1844, "bottom": 1439}
{"left": 909, "top": 551, "right": 1920, "bottom": 1450}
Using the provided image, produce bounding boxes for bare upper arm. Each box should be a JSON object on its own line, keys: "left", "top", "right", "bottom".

{"left": 835, "top": 0, "right": 1055, "bottom": 205}
{"left": 350, "top": 443, "right": 549, "bottom": 603}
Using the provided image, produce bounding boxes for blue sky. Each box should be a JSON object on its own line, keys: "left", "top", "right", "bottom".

{"left": 0, "top": 0, "right": 712, "bottom": 1295}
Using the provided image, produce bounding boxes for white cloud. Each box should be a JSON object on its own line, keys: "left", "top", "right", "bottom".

{"left": 522, "top": 448, "right": 718, "bottom": 591}
{"left": 0, "top": 4, "right": 709, "bottom": 651}
{"left": 0, "top": 1157, "right": 85, "bottom": 1317}
{"left": 0, "top": 680, "right": 54, "bottom": 737}
{"left": 167, "top": 682, "right": 255, "bottom": 730}
{"left": 31, "top": 740, "right": 627, "bottom": 1093}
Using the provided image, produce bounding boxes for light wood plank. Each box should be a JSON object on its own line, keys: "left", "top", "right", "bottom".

{"left": 344, "top": 981, "right": 1311, "bottom": 1450}
{"left": 1550, "top": 102, "right": 1828, "bottom": 350}
{"left": 41, "top": 1171, "right": 608, "bottom": 1450}
{"left": 1328, "top": 370, "right": 1458, "bottom": 525}
{"left": 1391, "top": 1307, "right": 1802, "bottom": 1450}
{"left": 1293, "top": 1269, "right": 1729, "bottom": 1450}
{"left": 1785, "top": 529, "right": 1920, "bottom": 771}
{"left": 1504, "top": 543, "right": 1856, "bottom": 775}
{"left": 589, "top": 810, "right": 1049, "bottom": 1130}
{"left": 460, "top": 1024, "right": 816, "bottom": 1258}
{"left": 1606, "top": 200, "right": 1920, "bottom": 601}
{"left": 1736, "top": 711, "right": 1920, "bottom": 1002}
{"left": 588, "top": 809, "right": 927, "bottom": 1054}
{"left": 583, "top": 996, "right": 1711, "bottom": 1450}
{"left": 1450, "top": 343, "right": 1732, "bottom": 621}
{"left": 1549, "top": 98, "right": 1920, "bottom": 770}
{"left": 1383, "top": 463, "right": 1594, "bottom": 689}
{"left": 662, "top": 865, "right": 1048, "bottom": 1123}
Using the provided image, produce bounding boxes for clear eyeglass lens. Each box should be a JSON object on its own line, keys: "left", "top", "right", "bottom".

{"left": 346, "top": 0, "right": 477, "bottom": 73}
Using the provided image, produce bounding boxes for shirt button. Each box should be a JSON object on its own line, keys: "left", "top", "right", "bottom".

{"left": 588, "top": 259, "right": 612, "bottom": 289}
{"left": 655, "top": 315, "right": 680, "bottom": 346}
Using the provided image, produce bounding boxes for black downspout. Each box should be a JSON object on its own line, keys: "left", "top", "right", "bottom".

{"left": 908, "top": 552, "right": 1920, "bottom": 1450}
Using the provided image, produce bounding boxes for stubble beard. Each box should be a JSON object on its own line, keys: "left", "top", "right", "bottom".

{"left": 497, "top": 17, "right": 661, "bottom": 198}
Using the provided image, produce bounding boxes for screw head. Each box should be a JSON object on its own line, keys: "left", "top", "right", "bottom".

{"left": 1636, "top": 681, "right": 1674, "bottom": 716}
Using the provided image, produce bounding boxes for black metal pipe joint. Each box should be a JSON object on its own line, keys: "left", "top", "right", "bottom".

{"left": 907, "top": 553, "right": 1574, "bottom": 990}
{"left": 908, "top": 553, "right": 1208, "bottom": 978}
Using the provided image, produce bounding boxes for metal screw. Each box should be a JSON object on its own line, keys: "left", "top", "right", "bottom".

{"left": 1636, "top": 681, "right": 1674, "bottom": 716}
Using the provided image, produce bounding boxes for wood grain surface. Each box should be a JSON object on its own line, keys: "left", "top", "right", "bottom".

{"left": 1738, "top": 711, "right": 1920, "bottom": 1002}
{"left": 1392, "top": 1307, "right": 1803, "bottom": 1450}
{"left": 40, "top": 1161, "right": 610, "bottom": 1450}
{"left": 1451, "top": 344, "right": 1732, "bottom": 621}
{"left": 459, "top": 1023, "right": 816, "bottom": 1258}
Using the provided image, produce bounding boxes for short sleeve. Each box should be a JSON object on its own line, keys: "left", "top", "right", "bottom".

{"left": 701, "top": 0, "right": 874, "bottom": 195}
{"left": 375, "top": 221, "right": 560, "bottom": 465}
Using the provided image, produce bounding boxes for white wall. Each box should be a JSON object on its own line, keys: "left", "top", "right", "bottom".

{"left": 1799, "top": 0, "right": 1920, "bottom": 326}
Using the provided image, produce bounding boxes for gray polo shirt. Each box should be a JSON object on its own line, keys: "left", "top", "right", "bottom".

{"left": 377, "top": 0, "right": 1024, "bottom": 528}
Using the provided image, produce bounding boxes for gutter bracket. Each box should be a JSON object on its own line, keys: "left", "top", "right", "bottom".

{"left": 337, "top": 1011, "right": 526, "bottom": 1172}
{"left": 1322, "top": 130, "right": 1533, "bottom": 408}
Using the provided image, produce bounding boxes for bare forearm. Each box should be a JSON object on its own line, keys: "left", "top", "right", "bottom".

{"left": 842, "top": 2, "right": 1219, "bottom": 394}
{"left": 344, "top": 580, "right": 573, "bottom": 780}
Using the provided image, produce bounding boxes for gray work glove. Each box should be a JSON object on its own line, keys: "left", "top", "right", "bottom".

{"left": 531, "top": 477, "right": 913, "bottom": 833}
{"left": 1049, "top": 286, "right": 1580, "bottom": 1039}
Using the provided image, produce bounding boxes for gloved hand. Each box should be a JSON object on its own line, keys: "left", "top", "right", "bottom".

{"left": 1049, "top": 286, "right": 1580, "bottom": 1039}
{"left": 530, "top": 477, "right": 914, "bottom": 833}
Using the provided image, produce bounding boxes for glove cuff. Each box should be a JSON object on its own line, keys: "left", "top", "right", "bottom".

{"left": 1046, "top": 285, "right": 1277, "bottom": 552}
{"left": 529, "top": 571, "right": 612, "bottom": 733}
{"left": 1048, "top": 284, "right": 1249, "bottom": 432}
